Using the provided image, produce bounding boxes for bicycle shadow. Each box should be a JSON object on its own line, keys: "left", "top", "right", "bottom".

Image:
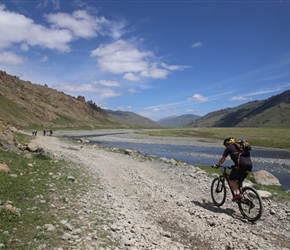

{"left": 190, "top": 199, "right": 242, "bottom": 220}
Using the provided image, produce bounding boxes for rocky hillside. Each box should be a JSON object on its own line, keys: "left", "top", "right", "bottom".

{"left": 0, "top": 70, "right": 157, "bottom": 129}
{"left": 188, "top": 90, "right": 290, "bottom": 127}
{"left": 0, "top": 70, "right": 121, "bottom": 129}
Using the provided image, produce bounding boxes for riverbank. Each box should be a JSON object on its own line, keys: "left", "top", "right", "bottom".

{"left": 55, "top": 129, "right": 290, "bottom": 190}
{"left": 32, "top": 130, "right": 290, "bottom": 249}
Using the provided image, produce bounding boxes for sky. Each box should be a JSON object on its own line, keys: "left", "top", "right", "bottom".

{"left": 0, "top": 0, "right": 290, "bottom": 121}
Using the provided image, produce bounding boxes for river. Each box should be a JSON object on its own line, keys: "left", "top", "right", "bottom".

{"left": 61, "top": 131, "right": 290, "bottom": 191}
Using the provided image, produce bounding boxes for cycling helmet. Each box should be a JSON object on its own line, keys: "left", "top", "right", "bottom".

{"left": 223, "top": 137, "right": 235, "bottom": 146}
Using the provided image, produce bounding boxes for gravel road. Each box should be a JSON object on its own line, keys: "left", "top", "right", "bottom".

{"left": 35, "top": 130, "right": 290, "bottom": 250}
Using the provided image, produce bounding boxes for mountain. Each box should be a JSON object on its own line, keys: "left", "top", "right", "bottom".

{"left": 157, "top": 114, "right": 200, "bottom": 127}
{"left": 187, "top": 90, "right": 290, "bottom": 127}
{"left": 2, "top": 70, "right": 289, "bottom": 129}
{"left": 104, "top": 109, "right": 160, "bottom": 128}
{"left": 0, "top": 70, "right": 157, "bottom": 129}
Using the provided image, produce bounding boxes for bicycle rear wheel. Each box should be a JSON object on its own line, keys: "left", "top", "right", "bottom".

{"left": 211, "top": 177, "right": 226, "bottom": 206}
{"left": 238, "top": 186, "right": 263, "bottom": 222}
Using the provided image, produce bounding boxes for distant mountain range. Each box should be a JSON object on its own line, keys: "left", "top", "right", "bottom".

{"left": 157, "top": 114, "right": 200, "bottom": 127}
{"left": 104, "top": 109, "right": 160, "bottom": 128}
{"left": 1, "top": 70, "right": 289, "bottom": 129}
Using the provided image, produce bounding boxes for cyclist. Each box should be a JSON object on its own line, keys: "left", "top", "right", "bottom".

{"left": 215, "top": 137, "right": 252, "bottom": 201}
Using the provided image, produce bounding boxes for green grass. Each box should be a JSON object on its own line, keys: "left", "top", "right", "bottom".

{"left": 137, "top": 127, "right": 290, "bottom": 149}
{"left": 0, "top": 96, "right": 34, "bottom": 122}
{"left": 0, "top": 134, "right": 115, "bottom": 249}
{"left": 0, "top": 151, "right": 62, "bottom": 248}
{"left": 14, "top": 131, "right": 32, "bottom": 145}
{"left": 252, "top": 185, "right": 290, "bottom": 201}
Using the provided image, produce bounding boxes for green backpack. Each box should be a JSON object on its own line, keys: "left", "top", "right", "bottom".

{"left": 231, "top": 139, "right": 252, "bottom": 167}
{"left": 233, "top": 139, "right": 252, "bottom": 156}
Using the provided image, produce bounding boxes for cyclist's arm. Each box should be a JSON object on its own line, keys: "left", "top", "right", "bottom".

{"left": 216, "top": 156, "right": 226, "bottom": 166}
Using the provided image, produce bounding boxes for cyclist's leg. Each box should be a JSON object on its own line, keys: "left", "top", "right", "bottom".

{"left": 238, "top": 164, "right": 253, "bottom": 185}
{"left": 239, "top": 171, "right": 249, "bottom": 186}
{"left": 229, "top": 167, "right": 242, "bottom": 200}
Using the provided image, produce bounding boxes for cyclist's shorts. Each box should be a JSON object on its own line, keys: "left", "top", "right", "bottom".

{"left": 229, "top": 164, "right": 252, "bottom": 182}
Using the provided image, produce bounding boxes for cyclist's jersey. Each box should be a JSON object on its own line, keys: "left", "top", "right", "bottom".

{"left": 223, "top": 144, "right": 252, "bottom": 167}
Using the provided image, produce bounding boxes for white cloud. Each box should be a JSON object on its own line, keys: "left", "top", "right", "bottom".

{"left": 55, "top": 83, "right": 122, "bottom": 98}
{"left": 191, "top": 42, "right": 203, "bottom": 49}
{"left": 90, "top": 39, "right": 187, "bottom": 80}
{"left": 97, "top": 79, "right": 121, "bottom": 87}
{"left": 161, "top": 63, "right": 190, "bottom": 71}
{"left": 109, "top": 19, "right": 129, "bottom": 40}
{"left": 36, "top": 0, "right": 49, "bottom": 9}
{"left": 56, "top": 83, "right": 97, "bottom": 92}
{"left": 51, "top": 0, "right": 61, "bottom": 10}
{"left": 140, "top": 66, "right": 169, "bottom": 79}
{"left": 128, "top": 88, "right": 140, "bottom": 94}
{"left": 99, "top": 88, "right": 122, "bottom": 98}
{"left": 0, "top": 5, "right": 72, "bottom": 52}
{"left": 230, "top": 96, "right": 248, "bottom": 101}
{"left": 123, "top": 72, "right": 140, "bottom": 81}
{"left": 41, "top": 55, "right": 49, "bottom": 62}
{"left": 188, "top": 94, "right": 208, "bottom": 102}
{"left": 0, "top": 51, "right": 25, "bottom": 65}
{"left": 45, "top": 10, "right": 109, "bottom": 38}
{"left": 117, "top": 105, "right": 133, "bottom": 111}
{"left": 20, "top": 43, "right": 29, "bottom": 51}
{"left": 117, "top": 106, "right": 125, "bottom": 110}
{"left": 0, "top": 4, "right": 130, "bottom": 55}
{"left": 91, "top": 39, "right": 152, "bottom": 74}
{"left": 36, "top": 0, "right": 60, "bottom": 10}
{"left": 244, "top": 89, "right": 283, "bottom": 96}
{"left": 257, "top": 73, "right": 289, "bottom": 82}
{"left": 229, "top": 84, "right": 290, "bottom": 101}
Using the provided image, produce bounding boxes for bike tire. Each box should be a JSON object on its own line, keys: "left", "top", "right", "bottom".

{"left": 211, "top": 177, "right": 226, "bottom": 206}
{"left": 238, "top": 186, "right": 263, "bottom": 222}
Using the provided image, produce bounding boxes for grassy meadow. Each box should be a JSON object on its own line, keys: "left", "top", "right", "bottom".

{"left": 138, "top": 127, "right": 290, "bottom": 149}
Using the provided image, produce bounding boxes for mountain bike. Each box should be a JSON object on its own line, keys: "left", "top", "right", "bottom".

{"left": 210, "top": 165, "right": 263, "bottom": 222}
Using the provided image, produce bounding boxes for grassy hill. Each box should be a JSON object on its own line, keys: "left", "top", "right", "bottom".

{"left": 188, "top": 90, "right": 290, "bottom": 127}
{"left": 0, "top": 70, "right": 157, "bottom": 129}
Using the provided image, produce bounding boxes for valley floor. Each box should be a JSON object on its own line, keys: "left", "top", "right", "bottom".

{"left": 34, "top": 131, "right": 290, "bottom": 250}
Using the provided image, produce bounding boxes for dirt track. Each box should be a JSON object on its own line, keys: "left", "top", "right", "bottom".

{"left": 35, "top": 130, "right": 290, "bottom": 250}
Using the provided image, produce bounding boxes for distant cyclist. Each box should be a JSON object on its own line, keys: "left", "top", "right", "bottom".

{"left": 215, "top": 137, "right": 253, "bottom": 201}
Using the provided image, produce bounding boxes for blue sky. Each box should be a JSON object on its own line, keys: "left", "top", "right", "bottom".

{"left": 0, "top": 0, "right": 290, "bottom": 121}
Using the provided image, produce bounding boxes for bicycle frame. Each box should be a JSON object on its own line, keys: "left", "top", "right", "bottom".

{"left": 211, "top": 165, "right": 263, "bottom": 222}
{"left": 219, "top": 166, "right": 237, "bottom": 198}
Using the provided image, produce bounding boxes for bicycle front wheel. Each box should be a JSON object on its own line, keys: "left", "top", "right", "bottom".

{"left": 238, "top": 186, "right": 263, "bottom": 222}
{"left": 211, "top": 177, "right": 226, "bottom": 206}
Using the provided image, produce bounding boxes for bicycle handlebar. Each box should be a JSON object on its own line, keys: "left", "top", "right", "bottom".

{"left": 211, "top": 165, "right": 233, "bottom": 170}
